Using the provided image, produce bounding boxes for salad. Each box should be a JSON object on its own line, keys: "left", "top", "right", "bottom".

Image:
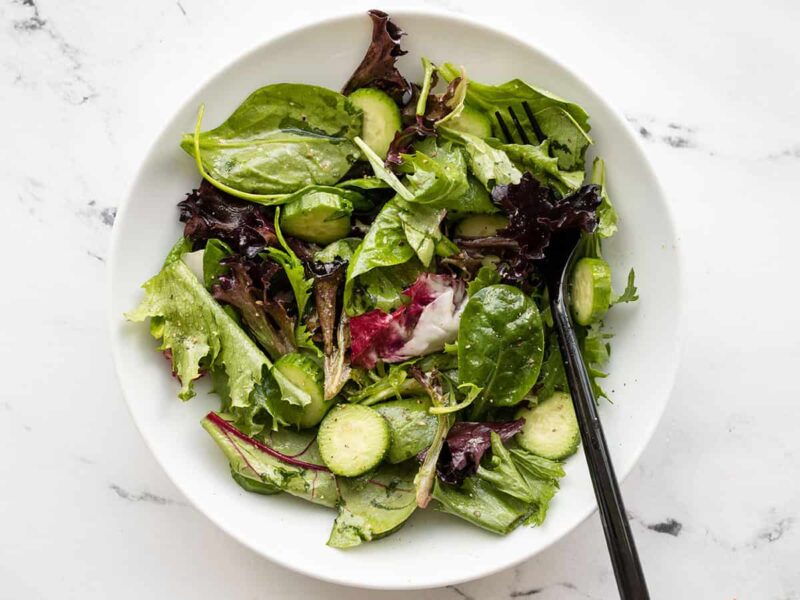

{"left": 126, "top": 10, "right": 638, "bottom": 548}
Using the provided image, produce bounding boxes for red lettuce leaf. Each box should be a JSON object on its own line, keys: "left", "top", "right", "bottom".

{"left": 179, "top": 180, "right": 277, "bottom": 258}
{"left": 436, "top": 419, "right": 525, "bottom": 485}
{"left": 211, "top": 255, "right": 296, "bottom": 361}
{"left": 493, "top": 173, "right": 601, "bottom": 261}
{"left": 342, "top": 10, "right": 412, "bottom": 104}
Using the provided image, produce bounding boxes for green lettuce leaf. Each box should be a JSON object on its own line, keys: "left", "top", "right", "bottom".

{"left": 126, "top": 259, "right": 270, "bottom": 406}
{"left": 500, "top": 141, "right": 585, "bottom": 196}
{"left": 400, "top": 141, "right": 469, "bottom": 209}
{"left": 441, "top": 128, "right": 521, "bottom": 189}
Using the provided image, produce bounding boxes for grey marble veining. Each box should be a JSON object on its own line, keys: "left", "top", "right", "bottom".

{"left": 2, "top": 0, "right": 799, "bottom": 598}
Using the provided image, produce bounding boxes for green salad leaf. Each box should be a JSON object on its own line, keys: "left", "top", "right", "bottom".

{"left": 400, "top": 141, "right": 469, "bottom": 209}
{"left": 458, "top": 285, "right": 545, "bottom": 416}
{"left": 591, "top": 157, "right": 618, "bottom": 238}
{"left": 202, "top": 413, "right": 337, "bottom": 507}
{"left": 500, "top": 141, "right": 585, "bottom": 196}
{"left": 327, "top": 462, "right": 417, "bottom": 548}
{"left": 126, "top": 259, "right": 270, "bottom": 406}
{"left": 440, "top": 63, "right": 592, "bottom": 170}
{"left": 441, "top": 128, "right": 521, "bottom": 189}
{"left": 467, "top": 264, "right": 501, "bottom": 297}
{"left": 182, "top": 84, "right": 362, "bottom": 196}
{"left": 374, "top": 397, "right": 437, "bottom": 463}
{"left": 262, "top": 208, "right": 313, "bottom": 319}
{"left": 202, "top": 238, "right": 234, "bottom": 289}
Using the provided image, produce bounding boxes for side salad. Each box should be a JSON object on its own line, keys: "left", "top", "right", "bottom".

{"left": 126, "top": 10, "right": 638, "bottom": 547}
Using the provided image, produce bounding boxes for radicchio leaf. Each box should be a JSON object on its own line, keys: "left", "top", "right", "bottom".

{"left": 179, "top": 180, "right": 277, "bottom": 258}
{"left": 211, "top": 255, "right": 296, "bottom": 361}
{"left": 436, "top": 420, "right": 525, "bottom": 485}
{"left": 349, "top": 273, "right": 466, "bottom": 369}
{"left": 342, "top": 10, "right": 412, "bottom": 104}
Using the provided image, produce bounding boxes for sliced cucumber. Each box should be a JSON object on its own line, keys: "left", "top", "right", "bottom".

{"left": 318, "top": 404, "right": 390, "bottom": 477}
{"left": 445, "top": 105, "right": 492, "bottom": 139}
{"left": 348, "top": 88, "right": 402, "bottom": 158}
{"left": 515, "top": 392, "right": 580, "bottom": 460}
{"left": 455, "top": 214, "right": 509, "bottom": 238}
{"left": 570, "top": 257, "right": 612, "bottom": 325}
{"left": 274, "top": 352, "right": 334, "bottom": 428}
{"left": 374, "top": 397, "right": 437, "bottom": 464}
{"left": 280, "top": 191, "right": 353, "bottom": 245}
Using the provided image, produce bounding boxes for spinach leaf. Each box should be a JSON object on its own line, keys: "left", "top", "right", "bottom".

{"left": 374, "top": 397, "right": 437, "bottom": 463}
{"left": 348, "top": 259, "right": 423, "bottom": 315}
{"left": 327, "top": 462, "right": 417, "bottom": 548}
{"left": 432, "top": 475, "right": 529, "bottom": 535}
{"left": 441, "top": 128, "right": 521, "bottom": 189}
{"left": 457, "top": 285, "right": 545, "bottom": 416}
{"left": 182, "top": 84, "right": 362, "bottom": 196}
{"left": 439, "top": 64, "right": 592, "bottom": 170}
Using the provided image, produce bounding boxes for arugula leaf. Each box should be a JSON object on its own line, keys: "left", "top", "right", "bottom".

{"left": 476, "top": 433, "right": 536, "bottom": 503}
{"left": 440, "top": 63, "right": 592, "bottom": 170}
{"left": 126, "top": 259, "right": 270, "bottom": 406}
{"left": 441, "top": 128, "right": 521, "bottom": 189}
{"left": 182, "top": 84, "right": 362, "bottom": 197}
{"left": 262, "top": 207, "right": 313, "bottom": 319}
{"left": 327, "top": 462, "right": 417, "bottom": 548}
{"left": 613, "top": 268, "right": 639, "bottom": 304}
{"left": 354, "top": 136, "right": 414, "bottom": 200}
{"left": 591, "top": 157, "right": 618, "bottom": 238}
{"left": 202, "top": 412, "right": 337, "bottom": 507}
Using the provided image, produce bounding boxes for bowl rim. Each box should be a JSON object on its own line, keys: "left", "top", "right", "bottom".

{"left": 108, "top": 6, "right": 686, "bottom": 590}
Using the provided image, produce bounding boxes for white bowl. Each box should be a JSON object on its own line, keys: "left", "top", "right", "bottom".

{"left": 109, "top": 9, "right": 683, "bottom": 590}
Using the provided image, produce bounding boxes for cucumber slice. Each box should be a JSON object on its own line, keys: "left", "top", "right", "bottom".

{"left": 348, "top": 88, "right": 402, "bottom": 158}
{"left": 274, "top": 352, "right": 334, "bottom": 428}
{"left": 515, "top": 392, "right": 580, "bottom": 460}
{"left": 318, "top": 404, "right": 390, "bottom": 477}
{"left": 455, "top": 214, "right": 509, "bottom": 238}
{"left": 374, "top": 397, "right": 437, "bottom": 464}
{"left": 570, "top": 257, "right": 612, "bottom": 325}
{"left": 445, "top": 105, "right": 492, "bottom": 139}
{"left": 280, "top": 191, "right": 352, "bottom": 245}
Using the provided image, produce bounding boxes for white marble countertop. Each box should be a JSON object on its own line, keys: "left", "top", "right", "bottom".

{"left": 3, "top": 0, "right": 799, "bottom": 597}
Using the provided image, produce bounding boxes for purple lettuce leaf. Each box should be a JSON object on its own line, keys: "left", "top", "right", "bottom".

{"left": 436, "top": 420, "right": 525, "bottom": 485}
{"left": 211, "top": 255, "right": 296, "bottom": 361}
{"left": 342, "top": 10, "right": 412, "bottom": 104}
{"left": 179, "top": 180, "right": 277, "bottom": 258}
{"left": 493, "top": 173, "right": 601, "bottom": 261}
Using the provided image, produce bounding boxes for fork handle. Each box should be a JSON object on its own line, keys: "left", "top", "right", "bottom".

{"left": 549, "top": 293, "right": 650, "bottom": 600}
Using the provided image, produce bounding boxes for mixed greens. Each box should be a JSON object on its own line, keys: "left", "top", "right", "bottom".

{"left": 126, "top": 10, "right": 638, "bottom": 547}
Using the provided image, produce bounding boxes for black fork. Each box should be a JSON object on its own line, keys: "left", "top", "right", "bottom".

{"left": 496, "top": 106, "right": 650, "bottom": 600}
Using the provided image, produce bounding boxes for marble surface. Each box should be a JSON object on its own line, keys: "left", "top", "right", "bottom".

{"left": 2, "top": 0, "right": 798, "bottom": 597}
